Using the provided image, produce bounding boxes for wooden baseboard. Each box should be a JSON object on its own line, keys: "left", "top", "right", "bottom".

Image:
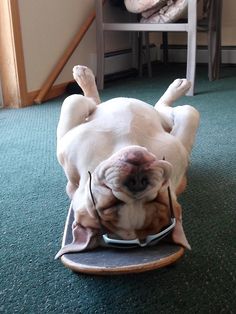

{"left": 25, "top": 82, "right": 69, "bottom": 106}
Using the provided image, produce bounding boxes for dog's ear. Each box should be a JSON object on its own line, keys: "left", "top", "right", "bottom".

{"left": 55, "top": 221, "right": 100, "bottom": 259}
{"left": 156, "top": 160, "right": 190, "bottom": 249}
{"left": 155, "top": 189, "right": 190, "bottom": 250}
{"left": 55, "top": 202, "right": 101, "bottom": 259}
{"left": 171, "top": 199, "right": 191, "bottom": 250}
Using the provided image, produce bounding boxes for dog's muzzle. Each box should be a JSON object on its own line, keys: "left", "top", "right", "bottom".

{"left": 116, "top": 146, "right": 156, "bottom": 194}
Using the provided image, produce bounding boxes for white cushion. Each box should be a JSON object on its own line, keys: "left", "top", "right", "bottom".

{"left": 124, "top": 0, "right": 167, "bottom": 14}
{"left": 141, "top": 0, "right": 188, "bottom": 24}
{"left": 124, "top": 0, "right": 188, "bottom": 24}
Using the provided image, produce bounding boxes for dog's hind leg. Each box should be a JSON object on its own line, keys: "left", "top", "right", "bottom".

{"left": 154, "top": 79, "right": 199, "bottom": 153}
{"left": 155, "top": 79, "right": 191, "bottom": 108}
{"left": 170, "top": 105, "right": 200, "bottom": 153}
{"left": 154, "top": 79, "right": 191, "bottom": 132}
{"left": 57, "top": 95, "right": 96, "bottom": 141}
{"left": 73, "top": 65, "right": 101, "bottom": 105}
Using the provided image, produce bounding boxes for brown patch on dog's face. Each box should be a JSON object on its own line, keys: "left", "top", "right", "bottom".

{"left": 85, "top": 186, "right": 172, "bottom": 241}
{"left": 135, "top": 196, "right": 170, "bottom": 239}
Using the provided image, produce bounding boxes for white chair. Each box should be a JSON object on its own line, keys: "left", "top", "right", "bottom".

{"left": 199, "top": 0, "right": 222, "bottom": 81}
{"left": 162, "top": 0, "right": 223, "bottom": 81}
{"left": 95, "top": 0, "right": 197, "bottom": 96}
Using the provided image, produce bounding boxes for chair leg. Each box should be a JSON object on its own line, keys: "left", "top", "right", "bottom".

{"left": 138, "top": 32, "right": 152, "bottom": 78}
{"left": 186, "top": 0, "right": 197, "bottom": 96}
{"left": 208, "top": 28, "right": 216, "bottom": 81}
{"left": 95, "top": 0, "right": 105, "bottom": 90}
{"left": 162, "top": 32, "right": 169, "bottom": 64}
{"left": 208, "top": 0, "right": 222, "bottom": 81}
{"left": 214, "top": 1, "right": 222, "bottom": 80}
{"left": 131, "top": 32, "right": 139, "bottom": 70}
{"left": 144, "top": 32, "right": 152, "bottom": 77}
{"left": 138, "top": 32, "right": 143, "bottom": 77}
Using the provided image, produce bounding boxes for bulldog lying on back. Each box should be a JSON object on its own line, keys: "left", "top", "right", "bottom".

{"left": 55, "top": 65, "right": 199, "bottom": 258}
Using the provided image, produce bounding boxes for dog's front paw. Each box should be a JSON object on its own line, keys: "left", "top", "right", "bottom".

{"left": 73, "top": 65, "right": 96, "bottom": 90}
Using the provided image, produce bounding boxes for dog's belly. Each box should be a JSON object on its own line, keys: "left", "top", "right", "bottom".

{"left": 61, "top": 97, "right": 188, "bottom": 189}
{"left": 86, "top": 97, "right": 173, "bottom": 153}
{"left": 90, "top": 97, "right": 164, "bottom": 137}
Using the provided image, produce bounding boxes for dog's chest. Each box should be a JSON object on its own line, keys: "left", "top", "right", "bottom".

{"left": 90, "top": 98, "right": 163, "bottom": 139}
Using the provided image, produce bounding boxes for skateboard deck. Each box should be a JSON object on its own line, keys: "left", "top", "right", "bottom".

{"left": 58, "top": 204, "right": 185, "bottom": 275}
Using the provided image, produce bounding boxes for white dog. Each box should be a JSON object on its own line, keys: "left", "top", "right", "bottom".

{"left": 56, "top": 65, "right": 199, "bottom": 258}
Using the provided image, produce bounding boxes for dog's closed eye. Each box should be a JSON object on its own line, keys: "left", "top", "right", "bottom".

{"left": 99, "top": 199, "right": 124, "bottom": 213}
{"left": 99, "top": 205, "right": 120, "bottom": 222}
{"left": 97, "top": 199, "right": 126, "bottom": 224}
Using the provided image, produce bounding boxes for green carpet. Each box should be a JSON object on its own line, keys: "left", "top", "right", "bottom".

{"left": 0, "top": 64, "right": 235, "bottom": 314}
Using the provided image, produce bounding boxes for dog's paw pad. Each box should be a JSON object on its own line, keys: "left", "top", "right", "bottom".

{"left": 73, "top": 65, "right": 95, "bottom": 88}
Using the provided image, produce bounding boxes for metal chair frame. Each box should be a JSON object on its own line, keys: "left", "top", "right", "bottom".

{"left": 95, "top": 0, "right": 197, "bottom": 96}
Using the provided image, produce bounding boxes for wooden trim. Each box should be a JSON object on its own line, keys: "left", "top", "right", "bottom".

{"left": 0, "top": 0, "right": 28, "bottom": 108}
{"left": 10, "top": 0, "right": 28, "bottom": 106}
{"left": 26, "top": 82, "right": 69, "bottom": 105}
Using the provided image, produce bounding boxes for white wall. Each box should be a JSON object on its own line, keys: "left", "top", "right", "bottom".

{"left": 18, "top": 0, "right": 236, "bottom": 93}
{"left": 18, "top": 0, "right": 131, "bottom": 92}
{"left": 19, "top": 0, "right": 95, "bottom": 91}
{"left": 221, "top": 0, "right": 236, "bottom": 45}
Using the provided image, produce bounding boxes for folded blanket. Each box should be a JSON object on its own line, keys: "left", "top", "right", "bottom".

{"left": 124, "top": 0, "right": 188, "bottom": 24}
{"left": 124, "top": 0, "right": 167, "bottom": 14}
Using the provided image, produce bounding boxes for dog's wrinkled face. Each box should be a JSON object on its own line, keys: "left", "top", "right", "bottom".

{"left": 88, "top": 146, "right": 172, "bottom": 240}
{"left": 55, "top": 145, "right": 190, "bottom": 259}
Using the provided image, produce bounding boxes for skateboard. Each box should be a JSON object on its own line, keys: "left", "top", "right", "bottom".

{"left": 57, "top": 203, "right": 185, "bottom": 275}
